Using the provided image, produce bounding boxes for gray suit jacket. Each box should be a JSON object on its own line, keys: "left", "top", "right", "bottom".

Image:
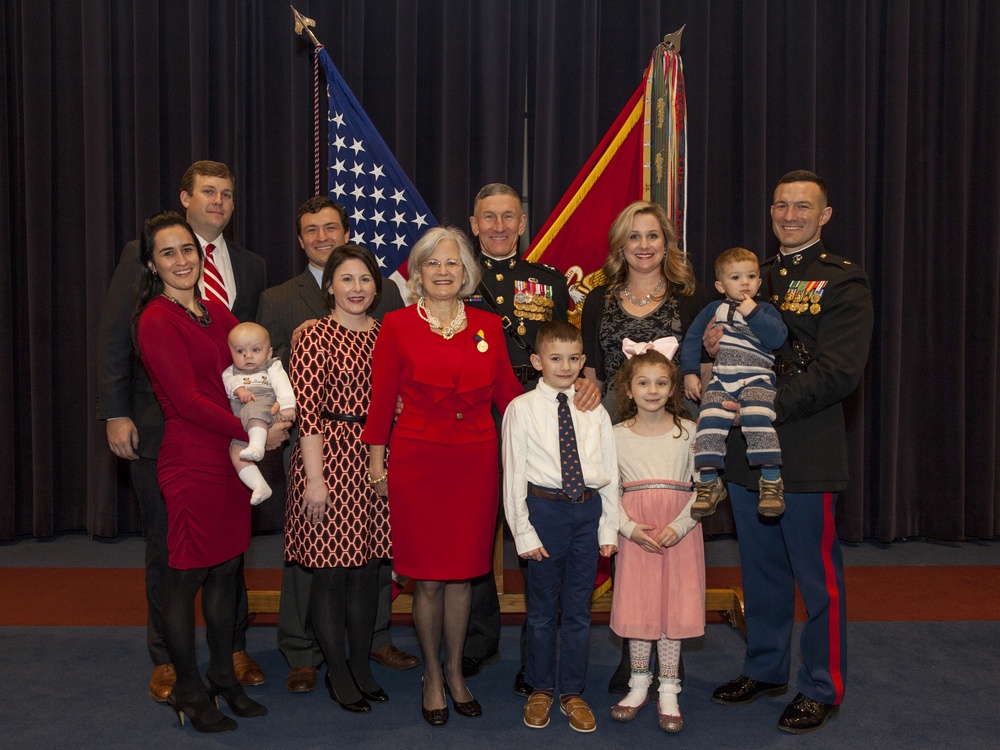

{"left": 256, "top": 268, "right": 404, "bottom": 369}
{"left": 95, "top": 239, "right": 267, "bottom": 457}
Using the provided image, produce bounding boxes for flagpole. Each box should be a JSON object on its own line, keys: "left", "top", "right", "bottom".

{"left": 291, "top": 6, "right": 324, "bottom": 195}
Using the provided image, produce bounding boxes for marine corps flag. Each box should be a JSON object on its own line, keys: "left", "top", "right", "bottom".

{"left": 526, "top": 31, "right": 688, "bottom": 316}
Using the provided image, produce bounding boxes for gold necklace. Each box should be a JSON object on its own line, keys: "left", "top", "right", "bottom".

{"left": 417, "top": 297, "right": 466, "bottom": 340}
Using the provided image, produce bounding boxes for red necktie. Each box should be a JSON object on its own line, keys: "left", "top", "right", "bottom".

{"left": 557, "top": 392, "right": 586, "bottom": 499}
{"left": 202, "top": 242, "right": 229, "bottom": 306}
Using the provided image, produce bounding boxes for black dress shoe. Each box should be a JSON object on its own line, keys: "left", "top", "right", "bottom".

{"left": 350, "top": 667, "right": 389, "bottom": 702}
{"left": 512, "top": 669, "right": 533, "bottom": 698}
{"left": 422, "top": 705, "right": 449, "bottom": 726}
{"left": 777, "top": 693, "right": 838, "bottom": 734}
{"left": 712, "top": 675, "right": 788, "bottom": 705}
{"left": 325, "top": 673, "right": 371, "bottom": 713}
{"left": 461, "top": 652, "right": 500, "bottom": 679}
{"left": 421, "top": 677, "right": 449, "bottom": 726}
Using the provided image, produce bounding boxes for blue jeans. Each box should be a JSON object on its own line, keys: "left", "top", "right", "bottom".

{"left": 524, "top": 490, "right": 600, "bottom": 696}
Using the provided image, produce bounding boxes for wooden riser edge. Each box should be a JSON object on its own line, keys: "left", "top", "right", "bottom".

{"left": 248, "top": 586, "right": 746, "bottom": 635}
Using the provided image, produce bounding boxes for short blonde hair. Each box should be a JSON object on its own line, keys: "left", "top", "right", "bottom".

{"left": 406, "top": 226, "right": 481, "bottom": 299}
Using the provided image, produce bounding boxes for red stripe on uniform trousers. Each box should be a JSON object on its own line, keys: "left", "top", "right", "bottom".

{"left": 821, "top": 491, "right": 845, "bottom": 703}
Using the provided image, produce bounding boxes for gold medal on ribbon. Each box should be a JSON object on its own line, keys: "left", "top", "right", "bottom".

{"left": 477, "top": 340, "right": 489, "bottom": 352}
{"left": 810, "top": 303, "right": 821, "bottom": 314}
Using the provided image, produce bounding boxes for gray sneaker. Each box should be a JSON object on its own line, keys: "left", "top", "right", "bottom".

{"left": 758, "top": 477, "right": 785, "bottom": 517}
{"left": 691, "top": 477, "right": 727, "bottom": 519}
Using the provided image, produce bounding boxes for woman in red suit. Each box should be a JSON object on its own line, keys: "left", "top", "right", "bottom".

{"left": 134, "top": 211, "right": 274, "bottom": 733}
{"left": 363, "top": 227, "right": 522, "bottom": 726}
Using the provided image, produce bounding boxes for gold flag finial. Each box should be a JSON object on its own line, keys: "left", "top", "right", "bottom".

{"left": 291, "top": 5, "right": 321, "bottom": 48}
{"left": 663, "top": 25, "right": 685, "bottom": 53}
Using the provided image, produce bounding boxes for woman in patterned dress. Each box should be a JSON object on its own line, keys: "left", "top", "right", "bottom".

{"left": 581, "top": 201, "right": 713, "bottom": 398}
{"left": 284, "top": 244, "right": 392, "bottom": 713}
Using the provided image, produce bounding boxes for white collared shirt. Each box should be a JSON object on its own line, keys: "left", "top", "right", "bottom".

{"left": 501, "top": 379, "right": 619, "bottom": 554}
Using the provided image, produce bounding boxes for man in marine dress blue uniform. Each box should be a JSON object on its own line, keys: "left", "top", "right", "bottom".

{"left": 710, "top": 170, "right": 873, "bottom": 734}
{"left": 462, "top": 183, "right": 572, "bottom": 697}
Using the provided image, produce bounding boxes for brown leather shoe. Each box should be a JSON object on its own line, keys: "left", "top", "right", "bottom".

{"left": 286, "top": 665, "right": 318, "bottom": 693}
{"left": 370, "top": 643, "right": 420, "bottom": 670}
{"left": 149, "top": 663, "right": 176, "bottom": 702}
{"left": 523, "top": 691, "right": 553, "bottom": 729}
{"left": 233, "top": 650, "right": 265, "bottom": 686}
{"left": 560, "top": 696, "right": 596, "bottom": 733}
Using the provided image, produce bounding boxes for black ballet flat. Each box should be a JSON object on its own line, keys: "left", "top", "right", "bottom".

{"left": 205, "top": 673, "right": 267, "bottom": 718}
{"left": 325, "top": 673, "right": 371, "bottom": 713}
{"left": 167, "top": 693, "right": 237, "bottom": 733}
{"left": 443, "top": 674, "right": 483, "bottom": 718}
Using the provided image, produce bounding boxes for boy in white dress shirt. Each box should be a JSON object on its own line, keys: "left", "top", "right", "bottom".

{"left": 502, "top": 321, "right": 618, "bottom": 733}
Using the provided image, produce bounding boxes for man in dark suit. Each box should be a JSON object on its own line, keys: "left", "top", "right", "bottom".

{"left": 96, "top": 160, "right": 269, "bottom": 702}
{"left": 256, "top": 196, "right": 416, "bottom": 694}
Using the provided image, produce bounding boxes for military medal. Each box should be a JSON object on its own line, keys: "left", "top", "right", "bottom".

{"left": 474, "top": 330, "right": 489, "bottom": 352}
{"left": 517, "top": 323, "right": 527, "bottom": 335}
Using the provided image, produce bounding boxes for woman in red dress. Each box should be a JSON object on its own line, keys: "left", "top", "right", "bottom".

{"left": 284, "top": 244, "right": 392, "bottom": 713}
{"left": 135, "top": 211, "right": 273, "bottom": 732}
{"left": 363, "top": 227, "right": 522, "bottom": 726}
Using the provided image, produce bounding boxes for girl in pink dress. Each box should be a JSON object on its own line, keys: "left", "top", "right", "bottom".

{"left": 607, "top": 342, "right": 705, "bottom": 733}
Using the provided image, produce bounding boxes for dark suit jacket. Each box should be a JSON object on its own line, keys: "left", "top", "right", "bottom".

{"left": 95, "top": 239, "right": 267, "bottom": 457}
{"left": 256, "top": 268, "right": 405, "bottom": 369}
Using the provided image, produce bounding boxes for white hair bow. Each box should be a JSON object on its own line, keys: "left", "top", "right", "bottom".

{"left": 621, "top": 336, "right": 679, "bottom": 360}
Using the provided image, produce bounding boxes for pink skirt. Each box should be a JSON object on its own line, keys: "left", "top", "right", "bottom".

{"left": 610, "top": 480, "right": 706, "bottom": 640}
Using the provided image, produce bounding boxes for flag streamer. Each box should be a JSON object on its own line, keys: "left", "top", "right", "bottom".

{"left": 527, "top": 31, "right": 689, "bottom": 293}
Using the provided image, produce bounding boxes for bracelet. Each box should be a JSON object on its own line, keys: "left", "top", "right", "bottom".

{"left": 366, "top": 471, "right": 387, "bottom": 486}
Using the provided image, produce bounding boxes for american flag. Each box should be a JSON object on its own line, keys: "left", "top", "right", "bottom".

{"left": 318, "top": 48, "right": 436, "bottom": 276}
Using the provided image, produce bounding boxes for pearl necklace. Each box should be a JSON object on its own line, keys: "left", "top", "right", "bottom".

{"left": 161, "top": 292, "right": 211, "bottom": 327}
{"left": 622, "top": 277, "right": 666, "bottom": 306}
{"left": 417, "top": 297, "right": 466, "bottom": 340}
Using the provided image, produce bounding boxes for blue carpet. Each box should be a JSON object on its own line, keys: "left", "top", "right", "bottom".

{"left": 1, "top": 621, "right": 997, "bottom": 748}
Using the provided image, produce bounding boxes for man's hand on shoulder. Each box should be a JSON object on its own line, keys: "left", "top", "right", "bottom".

{"left": 572, "top": 376, "right": 601, "bottom": 411}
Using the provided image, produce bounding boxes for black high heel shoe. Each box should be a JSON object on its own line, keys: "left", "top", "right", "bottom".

{"left": 167, "top": 693, "right": 238, "bottom": 733}
{"left": 205, "top": 673, "right": 267, "bottom": 718}
{"left": 443, "top": 674, "right": 483, "bottom": 718}
{"left": 325, "top": 672, "right": 371, "bottom": 713}
{"left": 421, "top": 677, "right": 449, "bottom": 726}
{"left": 350, "top": 667, "right": 389, "bottom": 702}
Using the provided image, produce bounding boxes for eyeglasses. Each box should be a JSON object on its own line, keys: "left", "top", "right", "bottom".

{"left": 420, "top": 259, "right": 463, "bottom": 270}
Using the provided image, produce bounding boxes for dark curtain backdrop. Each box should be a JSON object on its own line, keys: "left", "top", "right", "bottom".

{"left": 2, "top": 0, "right": 997, "bottom": 543}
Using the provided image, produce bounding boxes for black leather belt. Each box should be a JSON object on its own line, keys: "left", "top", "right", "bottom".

{"left": 322, "top": 411, "right": 366, "bottom": 424}
{"left": 512, "top": 364, "right": 541, "bottom": 385}
{"left": 527, "top": 483, "right": 596, "bottom": 504}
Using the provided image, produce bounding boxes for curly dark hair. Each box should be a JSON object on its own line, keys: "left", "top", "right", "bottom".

{"left": 610, "top": 350, "right": 690, "bottom": 436}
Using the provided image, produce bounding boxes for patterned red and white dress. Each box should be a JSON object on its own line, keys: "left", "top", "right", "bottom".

{"left": 285, "top": 316, "right": 391, "bottom": 568}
